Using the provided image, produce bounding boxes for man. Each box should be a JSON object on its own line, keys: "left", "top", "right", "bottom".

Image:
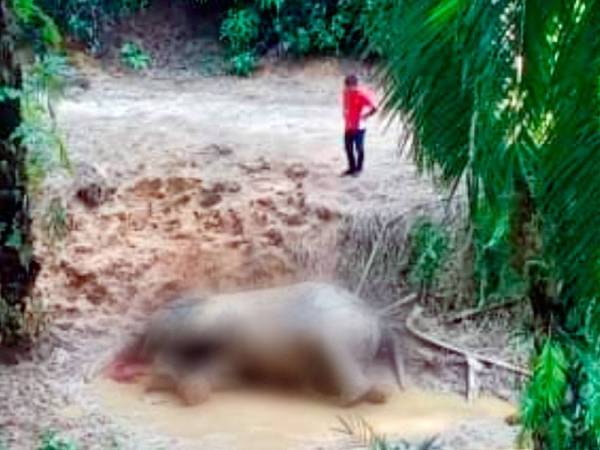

{"left": 342, "top": 74, "right": 378, "bottom": 177}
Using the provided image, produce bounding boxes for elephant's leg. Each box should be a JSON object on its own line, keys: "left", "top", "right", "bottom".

{"left": 363, "top": 383, "right": 392, "bottom": 404}
{"left": 176, "top": 373, "right": 211, "bottom": 406}
{"left": 202, "top": 357, "right": 243, "bottom": 392}
{"left": 146, "top": 372, "right": 176, "bottom": 392}
{"left": 145, "top": 353, "right": 178, "bottom": 393}
{"left": 169, "top": 361, "right": 237, "bottom": 406}
{"left": 316, "top": 341, "right": 384, "bottom": 407}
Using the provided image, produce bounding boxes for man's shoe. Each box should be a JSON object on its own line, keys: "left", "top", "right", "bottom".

{"left": 341, "top": 169, "right": 355, "bottom": 177}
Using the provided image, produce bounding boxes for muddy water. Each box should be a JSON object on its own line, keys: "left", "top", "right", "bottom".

{"left": 92, "top": 378, "right": 515, "bottom": 450}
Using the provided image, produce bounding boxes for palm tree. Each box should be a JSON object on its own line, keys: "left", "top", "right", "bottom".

{"left": 0, "top": 2, "right": 42, "bottom": 346}
{"left": 368, "top": 0, "right": 600, "bottom": 448}
{"left": 0, "top": 0, "right": 62, "bottom": 346}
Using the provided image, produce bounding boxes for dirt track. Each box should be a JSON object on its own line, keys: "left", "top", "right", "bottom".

{"left": 0, "top": 62, "right": 519, "bottom": 450}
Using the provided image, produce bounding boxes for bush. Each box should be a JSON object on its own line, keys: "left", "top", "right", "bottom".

{"left": 406, "top": 219, "right": 450, "bottom": 292}
{"left": 220, "top": 7, "right": 261, "bottom": 54}
{"left": 219, "top": 6, "right": 261, "bottom": 76}
{"left": 229, "top": 50, "right": 257, "bottom": 76}
{"left": 282, "top": 26, "right": 311, "bottom": 56}
{"left": 262, "top": 0, "right": 357, "bottom": 58}
{"left": 120, "top": 41, "right": 152, "bottom": 71}
{"left": 31, "top": 0, "right": 387, "bottom": 75}
{"left": 36, "top": 432, "right": 78, "bottom": 450}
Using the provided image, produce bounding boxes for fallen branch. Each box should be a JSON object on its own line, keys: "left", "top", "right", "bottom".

{"left": 378, "top": 292, "right": 418, "bottom": 318}
{"left": 407, "top": 306, "right": 530, "bottom": 376}
{"left": 354, "top": 217, "right": 389, "bottom": 297}
{"left": 465, "top": 355, "right": 483, "bottom": 403}
{"left": 406, "top": 306, "right": 530, "bottom": 401}
{"left": 443, "top": 298, "right": 522, "bottom": 324}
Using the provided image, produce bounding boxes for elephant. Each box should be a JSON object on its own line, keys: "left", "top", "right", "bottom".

{"left": 110, "top": 282, "right": 406, "bottom": 407}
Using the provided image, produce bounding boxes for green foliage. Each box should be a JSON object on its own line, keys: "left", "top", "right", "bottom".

{"left": 406, "top": 219, "right": 450, "bottom": 291}
{"left": 229, "top": 50, "right": 257, "bottom": 76}
{"left": 372, "top": 0, "right": 600, "bottom": 448}
{"left": 281, "top": 26, "right": 311, "bottom": 56}
{"left": 11, "top": 0, "right": 62, "bottom": 49}
{"left": 15, "top": 0, "right": 381, "bottom": 76}
{"left": 0, "top": 87, "right": 21, "bottom": 102}
{"left": 120, "top": 41, "right": 152, "bottom": 71}
{"left": 37, "top": 432, "right": 78, "bottom": 450}
{"left": 522, "top": 340, "right": 568, "bottom": 423}
{"left": 9, "top": 53, "right": 71, "bottom": 193}
{"left": 220, "top": 7, "right": 261, "bottom": 54}
{"left": 1, "top": 6, "right": 68, "bottom": 345}
{"left": 266, "top": 0, "right": 360, "bottom": 58}
{"left": 0, "top": 432, "right": 170, "bottom": 450}
{"left": 209, "top": 0, "right": 384, "bottom": 74}
{"left": 309, "top": 1, "right": 354, "bottom": 54}
{"left": 471, "top": 205, "right": 527, "bottom": 304}
{"left": 352, "top": 0, "right": 393, "bottom": 57}
{"left": 219, "top": 7, "right": 260, "bottom": 75}
{"left": 257, "top": 0, "right": 284, "bottom": 11}
{"left": 26, "top": 51, "right": 69, "bottom": 97}
{"left": 519, "top": 339, "right": 569, "bottom": 448}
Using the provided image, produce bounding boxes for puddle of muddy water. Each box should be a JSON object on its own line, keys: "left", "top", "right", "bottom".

{"left": 91, "top": 378, "right": 515, "bottom": 450}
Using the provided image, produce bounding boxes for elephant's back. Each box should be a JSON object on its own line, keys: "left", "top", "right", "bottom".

{"left": 284, "top": 283, "right": 382, "bottom": 358}
{"left": 145, "top": 282, "right": 381, "bottom": 357}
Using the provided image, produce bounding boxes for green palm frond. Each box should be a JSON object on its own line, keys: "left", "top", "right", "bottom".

{"left": 368, "top": 0, "right": 600, "bottom": 447}
{"left": 11, "top": 52, "right": 71, "bottom": 192}
{"left": 11, "top": 0, "right": 61, "bottom": 48}
{"left": 521, "top": 340, "right": 568, "bottom": 426}
{"left": 258, "top": 0, "right": 284, "bottom": 11}
{"left": 333, "top": 415, "right": 441, "bottom": 450}
{"left": 334, "top": 414, "right": 382, "bottom": 448}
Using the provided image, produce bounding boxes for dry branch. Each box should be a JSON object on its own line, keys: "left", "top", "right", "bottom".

{"left": 406, "top": 306, "right": 530, "bottom": 400}
{"left": 443, "top": 298, "right": 522, "bottom": 324}
{"left": 378, "top": 292, "right": 418, "bottom": 318}
{"left": 354, "top": 218, "right": 389, "bottom": 297}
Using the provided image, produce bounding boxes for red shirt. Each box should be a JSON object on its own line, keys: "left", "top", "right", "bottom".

{"left": 343, "top": 87, "right": 376, "bottom": 131}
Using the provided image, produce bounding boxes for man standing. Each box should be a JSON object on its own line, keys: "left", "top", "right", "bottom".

{"left": 342, "top": 74, "right": 378, "bottom": 177}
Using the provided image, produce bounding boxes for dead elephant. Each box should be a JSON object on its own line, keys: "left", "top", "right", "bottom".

{"left": 111, "top": 282, "right": 407, "bottom": 407}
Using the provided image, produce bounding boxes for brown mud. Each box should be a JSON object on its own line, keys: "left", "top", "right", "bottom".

{"left": 93, "top": 377, "right": 515, "bottom": 450}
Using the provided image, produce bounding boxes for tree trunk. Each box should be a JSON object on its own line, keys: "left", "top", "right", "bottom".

{"left": 0, "top": 4, "right": 41, "bottom": 346}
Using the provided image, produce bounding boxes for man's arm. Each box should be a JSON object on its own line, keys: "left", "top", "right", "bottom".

{"left": 360, "top": 91, "right": 378, "bottom": 120}
{"left": 362, "top": 105, "right": 377, "bottom": 120}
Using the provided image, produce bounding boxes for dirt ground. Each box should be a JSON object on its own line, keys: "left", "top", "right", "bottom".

{"left": 0, "top": 54, "right": 521, "bottom": 450}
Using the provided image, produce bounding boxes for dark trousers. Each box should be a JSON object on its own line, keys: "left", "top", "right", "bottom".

{"left": 344, "top": 129, "right": 366, "bottom": 173}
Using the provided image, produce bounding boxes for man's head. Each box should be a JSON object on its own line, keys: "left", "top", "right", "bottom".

{"left": 344, "top": 74, "right": 359, "bottom": 90}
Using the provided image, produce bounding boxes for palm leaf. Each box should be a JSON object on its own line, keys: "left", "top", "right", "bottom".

{"left": 367, "top": 0, "right": 600, "bottom": 447}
